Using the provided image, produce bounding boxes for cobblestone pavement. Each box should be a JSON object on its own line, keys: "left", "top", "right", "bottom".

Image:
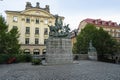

{"left": 0, "top": 60, "right": 120, "bottom": 80}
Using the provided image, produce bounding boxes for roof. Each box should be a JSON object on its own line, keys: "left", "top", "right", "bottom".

{"left": 82, "top": 18, "right": 120, "bottom": 28}
{"left": 5, "top": 10, "right": 22, "bottom": 13}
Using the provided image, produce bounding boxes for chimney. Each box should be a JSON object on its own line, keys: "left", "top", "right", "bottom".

{"left": 45, "top": 5, "right": 50, "bottom": 12}
{"left": 25, "top": 2, "right": 32, "bottom": 10}
{"left": 36, "top": 2, "right": 40, "bottom": 8}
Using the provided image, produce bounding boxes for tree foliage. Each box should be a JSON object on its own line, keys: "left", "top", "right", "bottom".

{"left": 73, "top": 24, "right": 98, "bottom": 54}
{"left": 0, "top": 15, "right": 20, "bottom": 54}
{"left": 93, "top": 28, "right": 117, "bottom": 56}
{"left": 73, "top": 24, "right": 118, "bottom": 58}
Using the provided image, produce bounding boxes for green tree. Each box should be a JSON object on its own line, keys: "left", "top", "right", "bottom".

{"left": 0, "top": 15, "right": 9, "bottom": 53}
{"left": 73, "top": 24, "right": 98, "bottom": 54}
{"left": 7, "top": 28, "right": 20, "bottom": 54}
{"left": 73, "top": 23, "right": 118, "bottom": 60}
{"left": 94, "top": 28, "right": 117, "bottom": 60}
{"left": 0, "top": 15, "right": 20, "bottom": 54}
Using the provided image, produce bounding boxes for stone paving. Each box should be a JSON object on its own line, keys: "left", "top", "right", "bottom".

{"left": 0, "top": 60, "right": 120, "bottom": 80}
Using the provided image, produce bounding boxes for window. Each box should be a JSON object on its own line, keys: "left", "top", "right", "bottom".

{"left": 44, "top": 19, "right": 48, "bottom": 24}
{"left": 42, "top": 49, "right": 46, "bottom": 55}
{"left": 117, "top": 30, "right": 120, "bottom": 32}
{"left": 13, "top": 16, "right": 18, "bottom": 22}
{"left": 35, "top": 38, "right": 39, "bottom": 44}
{"left": 33, "top": 49, "right": 40, "bottom": 55}
{"left": 114, "top": 29, "right": 116, "bottom": 32}
{"left": 13, "top": 26, "right": 17, "bottom": 29}
{"left": 102, "top": 22, "right": 104, "bottom": 25}
{"left": 25, "top": 38, "right": 29, "bottom": 44}
{"left": 35, "top": 28, "right": 39, "bottom": 34}
{"left": 108, "top": 23, "right": 111, "bottom": 26}
{"left": 116, "top": 33, "right": 118, "bottom": 37}
{"left": 118, "top": 33, "right": 120, "bottom": 37}
{"left": 36, "top": 19, "right": 39, "bottom": 24}
{"left": 112, "top": 33, "right": 115, "bottom": 37}
{"left": 44, "top": 39, "right": 47, "bottom": 45}
{"left": 44, "top": 28, "right": 48, "bottom": 35}
{"left": 24, "top": 49, "right": 30, "bottom": 54}
{"left": 26, "top": 18, "right": 30, "bottom": 23}
{"left": 26, "top": 27, "right": 30, "bottom": 34}
{"left": 110, "top": 29, "right": 112, "bottom": 32}
{"left": 95, "top": 21, "right": 97, "bottom": 24}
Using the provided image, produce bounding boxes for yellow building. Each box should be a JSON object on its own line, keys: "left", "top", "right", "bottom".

{"left": 70, "top": 29, "right": 78, "bottom": 47}
{"left": 78, "top": 18, "right": 120, "bottom": 42}
{"left": 5, "top": 2, "right": 64, "bottom": 55}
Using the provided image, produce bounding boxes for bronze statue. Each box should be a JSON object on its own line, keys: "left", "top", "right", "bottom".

{"left": 88, "top": 40, "right": 96, "bottom": 52}
{"left": 49, "top": 15, "right": 70, "bottom": 37}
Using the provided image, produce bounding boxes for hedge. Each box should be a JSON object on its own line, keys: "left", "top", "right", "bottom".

{"left": 0, "top": 54, "right": 32, "bottom": 64}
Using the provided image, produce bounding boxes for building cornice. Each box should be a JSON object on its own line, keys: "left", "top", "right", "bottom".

{"left": 5, "top": 8, "right": 64, "bottom": 19}
{"left": 21, "top": 44, "right": 45, "bottom": 46}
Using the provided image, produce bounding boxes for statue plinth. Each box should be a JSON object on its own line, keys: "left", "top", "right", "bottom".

{"left": 45, "top": 38, "right": 73, "bottom": 65}
{"left": 88, "top": 40, "right": 97, "bottom": 60}
{"left": 45, "top": 15, "right": 73, "bottom": 65}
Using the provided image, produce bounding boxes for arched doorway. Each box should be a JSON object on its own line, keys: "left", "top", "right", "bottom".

{"left": 33, "top": 49, "right": 40, "bottom": 55}
{"left": 42, "top": 49, "right": 46, "bottom": 55}
{"left": 24, "top": 49, "right": 30, "bottom": 54}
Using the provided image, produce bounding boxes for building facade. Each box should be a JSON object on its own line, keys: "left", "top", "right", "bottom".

{"left": 78, "top": 18, "right": 120, "bottom": 42}
{"left": 70, "top": 29, "right": 78, "bottom": 47}
{"left": 5, "top": 2, "right": 64, "bottom": 55}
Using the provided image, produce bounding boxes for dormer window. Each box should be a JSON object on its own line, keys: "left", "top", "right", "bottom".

{"left": 108, "top": 22, "right": 111, "bottom": 26}
{"left": 102, "top": 22, "right": 104, "bottom": 25}
{"left": 95, "top": 20, "right": 98, "bottom": 24}
{"left": 114, "top": 23, "right": 117, "bottom": 26}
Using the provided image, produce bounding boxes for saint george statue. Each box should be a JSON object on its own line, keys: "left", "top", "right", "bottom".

{"left": 49, "top": 15, "right": 70, "bottom": 38}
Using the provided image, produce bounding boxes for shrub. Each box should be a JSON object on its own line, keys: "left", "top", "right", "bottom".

{"left": 24, "top": 54, "right": 32, "bottom": 62}
{"left": 12, "top": 54, "right": 21, "bottom": 63}
{"left": 74, "top": 55, "right": 79, "bottom": 60}
{"left": 32, "top": 58, "right": 41, "bottom": 65}
{"left": 0, "top": 54, "right": 32, "bottom": 64}
{"left": 14, "top": 54, "right": 32, "bottom": 63}
{"left": 7, "top": 57, "right": 16, "bottom": 64}
{"left": 0, "top": 54, "right": 10, "bottom": 64}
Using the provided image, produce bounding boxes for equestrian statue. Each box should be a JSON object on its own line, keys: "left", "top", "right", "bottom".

{"left": 49, "top": 15, "right": 70, "bottom": 37}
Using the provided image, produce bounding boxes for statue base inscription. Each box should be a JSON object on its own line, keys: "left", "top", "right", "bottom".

{"left": 45, "top": 38, "right": 73, "bottom": 65}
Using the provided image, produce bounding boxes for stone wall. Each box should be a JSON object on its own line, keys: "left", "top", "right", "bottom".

{"left": 73, "top": 54, "right": 88, "bottom": 60}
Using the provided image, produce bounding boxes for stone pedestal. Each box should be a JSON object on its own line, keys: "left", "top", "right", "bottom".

{"left": 88, "top": 52, "right": 97, "bottom": 60}
{"left": 45, "top": 38, "right": 73, "bottom": 65}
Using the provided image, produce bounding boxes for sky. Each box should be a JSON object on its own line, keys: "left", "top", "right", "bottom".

{"left": 0, "top": 0, "right": 120, "bottom": 30}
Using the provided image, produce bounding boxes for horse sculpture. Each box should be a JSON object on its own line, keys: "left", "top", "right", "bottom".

{"left": 49, "top": 15, "right": 62, "bottom": 36}
{"left": 49, "top": 15, "right": 70, "bottom": 37}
